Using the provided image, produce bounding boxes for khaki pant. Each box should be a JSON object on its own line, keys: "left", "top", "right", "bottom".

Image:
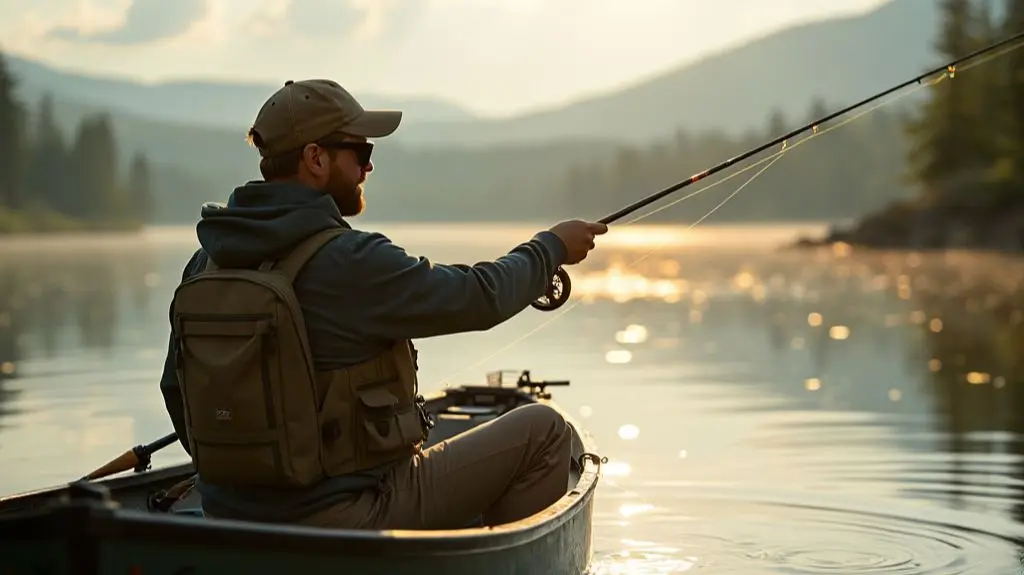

{"left": 295, "top": 403, "right": 572, "bottom": 530}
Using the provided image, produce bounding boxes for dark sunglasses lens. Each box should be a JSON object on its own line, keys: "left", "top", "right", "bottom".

{"left": 323, "top": 141, "right": 373, "bottom": 165}
{"left": 357, "top": 143, "right": 373, "bottom": 166}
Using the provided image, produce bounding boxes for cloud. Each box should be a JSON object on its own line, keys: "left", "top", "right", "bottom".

{"left": 47, "top": 0, "right": 209, "bottom": 45}
{"left": 285, "top": 0, "right": 367, "bottom": 38}
{"left": 244, "top": 0, "right": 423, "bottom": 43}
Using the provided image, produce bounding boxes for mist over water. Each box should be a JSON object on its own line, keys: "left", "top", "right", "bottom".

{"left": 1, "top": 222, "right": 1022, "bottom": 574}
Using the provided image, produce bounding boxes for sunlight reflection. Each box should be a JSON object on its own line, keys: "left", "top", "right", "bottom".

{"left": 604, "top": 460, "right": 633, "bottom": 477}
{"left": 898, "top": 283, "right": 912, "bottom": 299}
{"left": 966, "top": 371, "right": 991, "bottom": 385}
{"left": 592, "top": 550, "right": 698, "bottom": 575}
{"left": 579, "top": 406, "right": 594, "bottom": 418}
{"left": 619, "top": 503, "right": 655, "bottom": 518}
{"left": 615, "top": 324, "right": 649, "bottom": 344}
{"left": 804, "top": 378, "right": 822, "bottom": 391}
{"left": 618, "top": 424, "right": 640, "bottom": 440}
{"left": 605, "top": 350, "right": 633, "bottom": 364}
{"left": 828, "top": 325, "right": 850, "bottom": 340}
{"left": 598, "top": 227, "right": 695, "bottom": 248}
{"left": 657, "top": 260, "right": 681, "bottom": 276}
{"left": 807, "top": 312, "right": 822, "bottom": 327}
{"left": 576, "top": 267, "right": 687, "bottom": 304}
{"left": 831, "top": 241, "right": 852, "bottom": 257}
{"left": 733, "top": 271, "right": 755, "bottom": 289}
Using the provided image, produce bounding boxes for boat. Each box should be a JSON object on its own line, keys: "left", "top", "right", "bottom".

{"left": 0, "top": 369, "right": 606, "bottom": 575}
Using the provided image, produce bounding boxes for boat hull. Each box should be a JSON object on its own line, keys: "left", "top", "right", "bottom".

{"left": 0, "top": 380, "right": 604, "bottom": 575}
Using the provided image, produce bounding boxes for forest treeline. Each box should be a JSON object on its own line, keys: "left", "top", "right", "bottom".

{"left": 902, "top": 0, "right": 1024, "bottom": 207}
{"left": 0, "top": 54, "right": 153, "bottom": 234}
{"left": 0, "top": 0, "right": 1021, "bottom": 232}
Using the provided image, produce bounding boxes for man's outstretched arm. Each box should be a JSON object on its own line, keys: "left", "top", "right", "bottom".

{"left": 316, "top": 229, "right": 568, "bottom": 341}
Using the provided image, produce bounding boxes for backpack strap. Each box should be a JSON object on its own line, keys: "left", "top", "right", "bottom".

{"left": 275, "top": 228, "right": 347, "bottom": 283}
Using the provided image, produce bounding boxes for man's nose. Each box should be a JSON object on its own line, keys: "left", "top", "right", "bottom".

{"left": 365, "top": 159, "right": 374, "bottom": 172}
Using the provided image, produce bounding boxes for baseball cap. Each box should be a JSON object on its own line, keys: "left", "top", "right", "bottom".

{"left": 249, "top": 79, "right": 402, "bottom": 157}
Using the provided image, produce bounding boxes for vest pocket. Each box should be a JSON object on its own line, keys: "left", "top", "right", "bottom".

{"left": 191, "top": 430, "right": 280, "bottom": 487}
{"left": 318, "top": 383, "right": 356, "bottom": 475}
{"left": 357, "top": 388, "right": 425, "bottom": 453}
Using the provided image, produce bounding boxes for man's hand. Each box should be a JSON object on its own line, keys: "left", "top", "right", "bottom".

{"left": 548, "top": 219, "right": 609, "bottom": 265}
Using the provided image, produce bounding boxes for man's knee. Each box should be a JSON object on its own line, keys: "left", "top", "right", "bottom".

{"left": 510, "top": 403, "right": 571, "bottom": 442}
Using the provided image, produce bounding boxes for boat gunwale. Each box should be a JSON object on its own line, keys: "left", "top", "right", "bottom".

{"left": 0, "top": 384, "right": 604, "bottom": 555}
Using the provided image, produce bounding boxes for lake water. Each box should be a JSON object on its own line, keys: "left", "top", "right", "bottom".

{"left": 1, "top": 222, "right": 1023, "bottom": 574}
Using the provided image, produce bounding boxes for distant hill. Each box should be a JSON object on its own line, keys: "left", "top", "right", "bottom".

{"left": 6, "top": 57, "right": 479, "bottom": 130}
{"left": 7, "top": 0, "right": 941, "bottom": 147}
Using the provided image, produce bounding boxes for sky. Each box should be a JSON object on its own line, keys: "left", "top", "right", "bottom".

{"left": 1, "top": 0, "right": 892, "bottom": 117}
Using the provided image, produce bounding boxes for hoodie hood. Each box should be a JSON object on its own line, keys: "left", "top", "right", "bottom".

{"left": 195, "top": 181, "right": 350, "bottom": 268}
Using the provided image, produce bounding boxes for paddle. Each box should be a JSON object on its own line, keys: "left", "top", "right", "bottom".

{"left": 81, "top": 431, "right": 178, "bottom": 481}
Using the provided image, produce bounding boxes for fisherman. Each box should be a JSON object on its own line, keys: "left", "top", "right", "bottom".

{"left": 158, "top": 79, "right": 608, "bottom": 529}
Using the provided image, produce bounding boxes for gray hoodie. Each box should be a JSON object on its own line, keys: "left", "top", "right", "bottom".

{"left": 158, "top": 181, "right": 567, "bottom": 522}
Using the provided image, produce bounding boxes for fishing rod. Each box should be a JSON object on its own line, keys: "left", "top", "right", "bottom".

{"left": 78, "top": 431, "right": 199, "bottom": 512}
{"left": 529, "top": 28, "right": 1024, "bottom": 313}
{"left": 80, "top": 431, "right": 178, "bottom": 481}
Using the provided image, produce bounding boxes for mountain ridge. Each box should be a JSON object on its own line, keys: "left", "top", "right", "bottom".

{"left": 5, "top": 55, "right": 480, "bottom": 129}
{"left": 7, "top": 0, "right": 940, "bottom": 146}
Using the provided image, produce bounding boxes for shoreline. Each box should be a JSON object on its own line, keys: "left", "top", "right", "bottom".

{"left": 787, "top": 198, "right": 1024, "bottom": 256}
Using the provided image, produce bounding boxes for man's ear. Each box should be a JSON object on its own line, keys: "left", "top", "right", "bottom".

{"left": 302, "top": 144, "right": 328, "bottom": 175}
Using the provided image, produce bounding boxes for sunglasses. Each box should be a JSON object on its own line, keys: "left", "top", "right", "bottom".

{"left": 321, "top": 141, "right": 374, "bottom": 167}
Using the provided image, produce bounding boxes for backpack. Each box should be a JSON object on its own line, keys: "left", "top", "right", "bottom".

{"left": 170, "top": 228, "right": 344, "bottom": 488}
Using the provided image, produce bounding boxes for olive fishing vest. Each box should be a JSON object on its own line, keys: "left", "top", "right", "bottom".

{"left": 170, "top": 227, "right": 433, "bottom": 489}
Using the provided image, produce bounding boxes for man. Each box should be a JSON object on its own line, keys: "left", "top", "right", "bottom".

{"left": 158, "top": 79, "right": 608, "bottom": 530}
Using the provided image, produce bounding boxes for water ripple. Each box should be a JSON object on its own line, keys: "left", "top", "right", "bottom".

{"left": 589, "top": 496, "right": 1023, "bottom": 574}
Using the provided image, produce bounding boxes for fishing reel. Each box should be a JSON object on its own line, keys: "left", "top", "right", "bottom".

{"left": 530, "top": 266, "right": 572, "bottom": 312}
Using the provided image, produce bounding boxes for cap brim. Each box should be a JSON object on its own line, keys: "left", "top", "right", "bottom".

{"left": 343, "top": 110, "right": 403, "bottom": 138}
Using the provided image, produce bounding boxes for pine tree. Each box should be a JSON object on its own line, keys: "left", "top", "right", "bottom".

{"left": 27, "top": 93, "right": 70, "bottom": 212}
{"left": 765, "top": 108, "right": 788, "bottom": 138}
{"left": 0, "top": 49, "right": 25, "bottom": 210}
{"left": 68, "top": 114, "right": 120, "bottom": 222}
{"left": 1005, "top": 0, "right": 1024, "bottom": 190}
{"left": 127, "top": 152, "right": 153, "bottom": 223}
{"left": 903, "top": 0, "right": 991, "bottom": 204}
{"left": 805, "top": 97, "right": 829, "bottom": 126}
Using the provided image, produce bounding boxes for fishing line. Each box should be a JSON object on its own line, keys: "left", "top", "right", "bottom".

{"left": 433, "top": 33, "right": 1024, "bottom": 388}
